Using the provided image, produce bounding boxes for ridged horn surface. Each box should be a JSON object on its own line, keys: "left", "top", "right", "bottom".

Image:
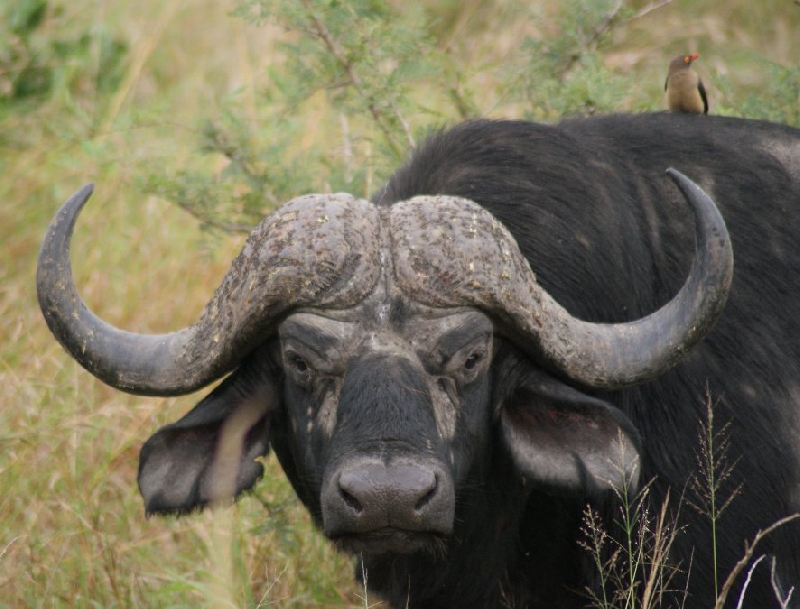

{"left": 390, "top": 168, "right": 733, "bottom": 389}
{"left": 37, "top": 186, "right": 381, "bottom": 396}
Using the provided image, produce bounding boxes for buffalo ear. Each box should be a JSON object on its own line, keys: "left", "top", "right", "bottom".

{"left": 138, "top": 356, "right": 279, "bottom": 515}
{"left": 500, "top": 370, "right": 641, "bottom": 493}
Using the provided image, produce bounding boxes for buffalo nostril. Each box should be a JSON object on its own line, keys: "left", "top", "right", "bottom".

{"left": 340, "top": 488, "right": 363, "bottom": 514}
{"left": 414, "top": 482, "right": 437, "bottom": 512}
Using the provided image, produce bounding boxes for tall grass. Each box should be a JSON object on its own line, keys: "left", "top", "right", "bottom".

{"left": 1, "top": 0, "right": 364, "bottom": 605}
{"left": 2, "top": 0, "right": 799, "bottom": 606}
{"left": 580, "top": 394, "right": 800, "bottom": 609}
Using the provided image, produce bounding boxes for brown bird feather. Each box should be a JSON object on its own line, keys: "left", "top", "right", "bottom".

{"left": 665, "top": 53, "right": 708, "bottom": 115}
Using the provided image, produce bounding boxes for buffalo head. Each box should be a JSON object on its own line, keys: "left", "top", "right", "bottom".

{"left": 37, "top": 169, "right": 732, "bottom": 558}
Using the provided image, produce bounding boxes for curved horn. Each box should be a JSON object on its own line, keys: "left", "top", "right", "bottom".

{"left": 37, "top": 185, "right": 381, "bottom": 396}
{"left": 390, "top": 168, "right": 733, "bottom": 389}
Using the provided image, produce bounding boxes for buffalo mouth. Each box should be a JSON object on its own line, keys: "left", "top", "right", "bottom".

{"left": 331, "top": 528, "right": 449, "bottom": 555}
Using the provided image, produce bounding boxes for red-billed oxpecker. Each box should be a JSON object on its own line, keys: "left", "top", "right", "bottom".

{"left": 665, "top": 53, "right": 708, "bottom": 115}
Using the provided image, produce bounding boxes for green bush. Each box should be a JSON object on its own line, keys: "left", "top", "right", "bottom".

{"left": 145, "top": 0, "right": 799, "bottom": 234}
{"left": 0, "top": 0, "right": 128, "bottom": 127}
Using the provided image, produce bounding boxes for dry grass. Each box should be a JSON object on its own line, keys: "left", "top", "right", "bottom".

{"left": 1, "top": 0, "right": 798, "bottom": 606}
{"left": 1, "top": 1, "right": 364, "bottom": 605}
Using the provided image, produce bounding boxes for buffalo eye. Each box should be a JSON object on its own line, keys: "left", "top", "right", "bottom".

{"left": 284, "top": 351, "right": 313, "bottom": 386}
{"left": 464, "top": 352, "right": 483, "bottom": 371}
{"left": 293, "top": 357, "right": 308, "bottom": 373}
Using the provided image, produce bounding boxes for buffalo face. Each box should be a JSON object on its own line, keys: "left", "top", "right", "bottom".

{"left": 277, "top": 307, "right": 493, "bottom": 553}
{"left": 136, "top": 299, "right": 645, "bottom": 557}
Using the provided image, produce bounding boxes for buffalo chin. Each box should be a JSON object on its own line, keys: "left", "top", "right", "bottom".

{"left": 331, "top": 529, "right": 448, "bottom": 556}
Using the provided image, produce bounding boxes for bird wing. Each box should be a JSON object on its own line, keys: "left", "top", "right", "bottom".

{"left": 697, "top": 78, "right": 708, "bottom": 114}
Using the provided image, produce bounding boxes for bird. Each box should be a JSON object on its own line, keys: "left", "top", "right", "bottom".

{"left": 665, "top": 53, "right": 708, "bottom": 115}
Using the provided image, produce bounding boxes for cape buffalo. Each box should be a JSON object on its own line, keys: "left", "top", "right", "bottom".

{"left": 38, "top": 113, "right": 800, "bottom": 608}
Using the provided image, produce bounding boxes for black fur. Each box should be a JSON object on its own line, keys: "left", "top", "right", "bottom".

{"left": 140, "top": 114, "right": 800, "bottom": 608}
{"left": 370, "top": 115, "right": 800, "bottom": 607}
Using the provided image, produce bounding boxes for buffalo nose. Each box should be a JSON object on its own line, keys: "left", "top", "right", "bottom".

{"left": 323, "top": 459, "right": 454, "bottom": 536}
{"left": 339, "top": 463, "right": 436, "bottom": 515}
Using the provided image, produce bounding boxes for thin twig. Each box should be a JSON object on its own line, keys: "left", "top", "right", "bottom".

{"left": 625, "top": 0, "right": 676, "bottom": 22}
{"left": 174, "top": 199, "right": 254, "bottom": 233}
{"left": 735, "top": 555, "right": 766, "bottom": 609}
{"left": 0, "top": 536, "right": 21, "bottom": 562}
{"left": 714, "top": 514, "right": 800, "bottom": 609}
{"left": 299, "top": 0, "right": 412, "bottom": 156}
{"left": 558, "top": 0, "right": 625, "bottom": 80}
{"left": 770, "top": 556, "right": 795, "bottom": 608}
{"left": 255, "top": 564, "right": 288, "bottom": 607}
{"left": 558, "top": 0, "right": 676, "bottom": 81}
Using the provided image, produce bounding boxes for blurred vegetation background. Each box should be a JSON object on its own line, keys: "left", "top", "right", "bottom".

{"left": 1, "top": 0, "right": 798, "bottom": 606}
